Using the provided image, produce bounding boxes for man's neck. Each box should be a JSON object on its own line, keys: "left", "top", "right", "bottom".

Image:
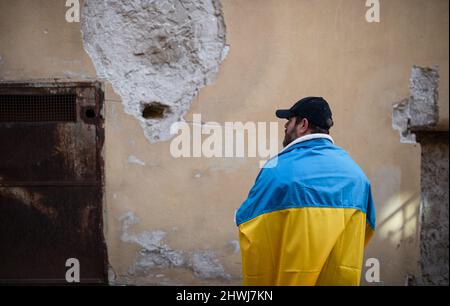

{"left": 280, "top": 133, "right": 334, "bottom": 153}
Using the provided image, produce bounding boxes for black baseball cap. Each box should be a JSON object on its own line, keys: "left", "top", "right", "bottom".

{"left": 275, "top": 96, "right": 333, "bottom": 129}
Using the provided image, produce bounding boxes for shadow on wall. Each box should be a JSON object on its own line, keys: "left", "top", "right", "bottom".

{"left": 362, "top": 192, "right": 421, "bottom": 286}
{"left": 377, "top": 193, "right": 420, "bottom": 247}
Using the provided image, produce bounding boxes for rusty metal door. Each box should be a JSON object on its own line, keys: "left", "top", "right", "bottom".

{"left": 0, "top": 82, "right": 107, "bottom": 284}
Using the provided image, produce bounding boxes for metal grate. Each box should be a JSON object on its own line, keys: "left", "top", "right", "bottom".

{"left": 0, "top": 94, "right": 77, "bottom": 122}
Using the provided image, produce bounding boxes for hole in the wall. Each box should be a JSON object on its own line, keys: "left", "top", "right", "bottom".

{"left": 85, "top": 108, "right": 96, "bottom": 118}
{"left": 142, "top": 102, "right": 170, "bottom": 119}
{"left": 80, "top": 106, "right": 98, "bottom": 124}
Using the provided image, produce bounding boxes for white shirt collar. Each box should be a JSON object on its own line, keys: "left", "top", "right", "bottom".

{"left": 279, "top": 133, "right": 334, "bottom": 154}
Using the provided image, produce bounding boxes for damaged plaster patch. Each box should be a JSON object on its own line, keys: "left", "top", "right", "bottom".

{"left": 393, "top": 99, "right": 416, "bottom": 143}
{"left": 191, "top": 251, "right": 228, "bottom": 279}
{"left": 119, "top": 212, "right": 231, "bottom": 280}
{"left": 128, "top": 155, "right": 146, "bottom": 166}
{"left": 227, "top": 240, "right": 240, "bottom": 253}
{"left": 119, "top": 212, "right": 185, "bottom": 274}
{"left": 393, "top": 66, "right": 439, "bottom": 143}
{"left": 81, "top": 0, "right": 228, "bottom": 143}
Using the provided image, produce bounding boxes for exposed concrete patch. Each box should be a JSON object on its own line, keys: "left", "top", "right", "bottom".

{"left": 128, "top": 155, "right": 146, "bottom": 166}
{"left": 408, "top": 66, "right": 440, "bottom": 129}
{"left": 81, "top": 0, "right": 228, "bottom": 143}
{"left": 119, "top": 212, "right": 231, "bottom": 281}
{"left": 416, "top": 132, "right": 449, "bottom": 285}
{"left": 392, "top": 66, "right": 440, "bottom": 143}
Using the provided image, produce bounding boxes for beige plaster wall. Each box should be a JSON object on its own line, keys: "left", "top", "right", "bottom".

{"left": 0, "top": 0, "right": 448, "bottom": 285}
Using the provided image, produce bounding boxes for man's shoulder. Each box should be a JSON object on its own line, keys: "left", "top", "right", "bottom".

{"left": 280, "top": 141, "right": 370, "bottom": 183}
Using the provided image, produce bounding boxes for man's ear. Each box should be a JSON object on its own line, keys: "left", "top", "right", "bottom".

{"left": 296, "top": 118, "right": 309, "bottom": 135}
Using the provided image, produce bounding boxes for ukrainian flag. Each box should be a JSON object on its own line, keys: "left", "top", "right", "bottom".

{"left": 235, "top": 135, "right": 375, "bottom": 286}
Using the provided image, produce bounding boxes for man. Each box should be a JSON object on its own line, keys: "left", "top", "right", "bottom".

{"left": 235, "top": 97, "right": 375, "bottom": 286}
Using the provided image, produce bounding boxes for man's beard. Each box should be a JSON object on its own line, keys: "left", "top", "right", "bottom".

{"left": 283, "top": 132, "right": 295, "bottom": 148}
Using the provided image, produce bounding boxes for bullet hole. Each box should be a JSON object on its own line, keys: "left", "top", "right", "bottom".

{"left": 142, "top": 102, "right": 170, "bottom": 119}
{"left": 85, "top": 108, "right": 96, "bottom": 118}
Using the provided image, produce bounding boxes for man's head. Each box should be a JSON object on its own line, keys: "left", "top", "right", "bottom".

{"left": 276, "top": 97, "right": 334, "bottom": 147}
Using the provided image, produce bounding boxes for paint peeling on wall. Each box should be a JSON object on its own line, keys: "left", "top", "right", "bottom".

{"left": 119, "top": 212, "right": 231, "bottom": 282}
{"left": 81, "top": 0, "right": 228, "bottom": 143}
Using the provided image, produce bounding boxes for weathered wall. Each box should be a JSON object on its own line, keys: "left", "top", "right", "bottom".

{"left": 393, "top": 66, "right": 449, "bottom": 285}
{"left": 0, "top": 0, "right": 448, "bottom": 285}
{"left": 416, "top": 132, "right": 449, "bottom": 285}
{"left": 393, "top": 66, "right": 441, "bottom": 143}
{"left": 81, "top": 0, "right": 229, "bottom": 143}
